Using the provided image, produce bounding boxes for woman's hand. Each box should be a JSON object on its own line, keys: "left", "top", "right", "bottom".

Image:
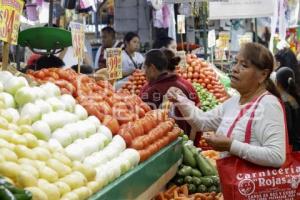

{"left": 166, "top": 87, "right": 186, "bottom": 102}
{"left": 202, "top": 134, "right": 233, "bottom": 152}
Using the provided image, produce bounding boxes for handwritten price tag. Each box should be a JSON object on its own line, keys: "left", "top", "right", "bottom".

{"left": 70, "top": 22, "right": 85, "bottom": 62}
{"left": 0, "top": 0, "right": 24, "bottom": 44}
{"left": 106, "top": 48, "right": 122, "bottom": 80}
{"left": 176, "top": 51, "right": 187, "bottom": 68}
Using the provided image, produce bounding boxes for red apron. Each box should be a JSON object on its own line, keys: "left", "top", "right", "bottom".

{"left": 217, "top": 93, "right": 300, "bottom": 200}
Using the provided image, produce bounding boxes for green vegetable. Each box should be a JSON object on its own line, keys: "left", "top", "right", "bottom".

{"left": 194, "top": 153, "right": 217, "bottom": 176}
{"left": 199, "top": 177, "right": 214, "bottom": 187}
{"left": 0, "top": 186, "right": 16, "bottom": 200}
{"left": 178, "top": 166, "right": 192, "bottom": 176}
{"left": 197, "top": 185, "right": 207, "bottom": 193}
{"left": 188, "top": 184, "right": 197, "bottom": 194}
{"left": 192, "top": 177, "right": 202, "bottom": 186}
{"left": 193, "top": 83, "right": 219, "bottom": 112}
{"left": 182, "top": 135, "right": 189, "bottom": 141}
{"left": 191, "top": 169, "right": 202, "bottom": 178}
{"left": 210, "top": 176, "right": 220, "bottom": 185}
{"left": 208, "top": 185, "right": 218, "bottom": 193}
{"left": 184, "top": 176, "right": 193, "bottom": 184}
{"left": 183, "top": 145, "right": 197, "bottom": 168}
{"left": 14, "top": 193, "right": 32, "bottom": 200}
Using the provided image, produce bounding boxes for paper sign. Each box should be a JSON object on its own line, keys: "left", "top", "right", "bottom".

{"left": 208, "top": 30, "right": 216, "bottom": 48}
{"left": 218, "top": 32, "right": 230, "bottom": 50}
{"left": 0, "top": 0, "right": 24, "bottom": 44}
{"left": 70, "top": 22, "right": 85, "bottom": 62}
{"left": 175, "top": 51, "right": 187, "bottom": 68}
{"left": 209, "top": 0, "right": 275, "bottom": 20}
{"left": 177, "top": 15, "right": 186, "bottom": 34}
{"left": 106, "top": 48, "right": 122, "bottom": 80}
{"left": 238, "top": 33, "right": 253, "bottom": 47}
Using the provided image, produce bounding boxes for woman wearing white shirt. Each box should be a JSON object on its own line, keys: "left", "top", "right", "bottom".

{"left": 167, "top": 43, "right": 286, "bottom": 168}
{"left": 116, "top": 32, "right": 144, "bottom": 89}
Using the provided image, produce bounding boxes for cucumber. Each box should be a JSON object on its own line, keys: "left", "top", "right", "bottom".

{"left": 194, "top": 153, "right": 217, "bottom": 176}
{"left": 210, "top": 176, "right": 220, "bottom": 185}
{"left": 188, "top": 184, "right": 197, "bottom": 194}
{"left": 192, "top": 177, "right": 202, "bottom": 186}
{"left": 183, "top": 145, "right": 197, "bottom": 168}
{"left": 191, "top": 169, "right": 202, "bottom": 178}
{"left": 197, "top": 185, "right": 207, "bottom": 193}
{"left": 187, "top": 145, "right": 198, "bottom": 155}
{"left": 184, "top": 176, "right": 193, "bottom": 184}
{"left": 199, "top": 177, "right": 214, "bottom": 187}
{"left": 208, "top": 185, "right": 218, "bottom": 193}
{"left": 178, "top": 166, "right": 192, "bottom": 176}
{"left": 204, "top": 156, "right": 218, "bottom": 175}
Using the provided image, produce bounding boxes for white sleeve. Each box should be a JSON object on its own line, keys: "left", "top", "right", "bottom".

{"left": 230, "top": 96, "right": 286, "bottom": 167}
{"left": 176, "top": 95, "right": 224, "bottom": 132}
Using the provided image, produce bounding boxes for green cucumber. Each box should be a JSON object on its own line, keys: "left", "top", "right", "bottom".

{"left": 194, "top": 153, "right": 217, "bottom": 176}
{"left": 188, "top": 184, "right": 197, "bottom": 194}
{"left": 210, "top": 176, "right": 220, "bottom": 185}
{"left": 197, "top": 185, "right": 207, "bottom": 193}
{"left": 184, "top": 176, "right": 193, "bottom": 184}
{"left": 192, "top": 177, "right": 202, "bottom": 186}
{"left": 191, "top": 169, "right": 202, "bottom": 178}
{"left": 199, "top": 177, "right": 214, "bottom": 187}
{"left": 208, "top": 185, "right": 218, "bottom": 193}
{"left": 183, "top": 145, "right": 197, "bottom": 168}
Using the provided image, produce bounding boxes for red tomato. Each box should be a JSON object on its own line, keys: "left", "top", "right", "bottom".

{"left": 187, "top": 72, "right": 193, "bottom": 79}
{"left": 187, "top": 66, "right": 194, "bottom": 72}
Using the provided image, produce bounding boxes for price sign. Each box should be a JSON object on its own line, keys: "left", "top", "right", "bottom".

{"left": 218, "top": 32, "right": 230, "bottom": 50}
{"left": 70, "top": 22, "right": 85, "bottom": 62}
{"left": 106, "top": 48, "right": 122, "bottom": 80}
{"left": 177, "top": 15, "right": 186, "bottom": 34}
{"left": 176, "top": 51, "right": 187, "bottom": 68}
{"left": 208, "top": 30, "right": 216, "bottom": 48}
{"left": 0, "top": 0, "right": 24, "bottom": 44}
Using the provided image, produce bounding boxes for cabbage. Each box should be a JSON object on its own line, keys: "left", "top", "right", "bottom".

{"left": 4, "top": 76, "right": 28, "bottom": 95}
{"left": 34, "top": 100, "right": 52, "bottom": 114}
{"left": 74, "top": 104, "right": 88, "bottom": 120}
{"left": 40, "top": 83, "right": 60, "bottom": 98}
{"left": 32, "top": 120, "right": 51, "bottom": 141}
{"left": 20, "top": 103, "right": 41, "bottom": 123}
{"left": 60, "top": 94, "right": 76, "bottom": 112}
{"left": 15, "top": 87, "right": 37, "bottom": 106}
{"left": 46, "top": 97, "right": 66, "bottom": 111}
{"left": 0, "top": 92, "right": 15, "bottom": 108}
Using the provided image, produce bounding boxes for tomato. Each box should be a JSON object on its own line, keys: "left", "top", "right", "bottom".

{"left": 192, "top": 72, "right": 199, "bottom": 79}
{"left": 187, "top": 72, "right": 193, "bottom": 79}
{"left": 182, "top": 73, "right": 187, "bottom": 79}
{"left": 102, "top": 115, "right": 120, "bottom": 135}
{"left": 207, "top": 84, "right": 213, "bottom": 90}
{"left": 199, "top": 73, "right": 206, "bottom": 79}
{"left": 204, "top": 78, "right": 210, "bottom": 84}
{"left": 187, "top": 66, "right": 194, "bottom": 72}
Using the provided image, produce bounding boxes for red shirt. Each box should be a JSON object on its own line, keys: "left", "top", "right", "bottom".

{"left": 140, "top": 72, "right": 200, "bottom": 135}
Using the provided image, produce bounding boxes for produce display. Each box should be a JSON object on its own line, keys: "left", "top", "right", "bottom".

{"left": 118, "top": 110, "right": 181, "bottom": 162}
{"left": 170, "top": 143, "right": 220, "bottom": 195}
{"left": 120, "top": 69, "right": 147, "bottom": 95}
{"left": 155, "top": 184, "right": 223, "bottom": 200}
{"left": 0, "top": 71, "right": 142, "bottom": 200}
{"left": 27, "top": 68, "right": 152, "bottom": 135}
{"left": 0, "top": 176, "right": 32, "bottom": 200}
{"left": 176, "top": 54, "right": 229, "bottom": 103}
{"left": 192, "top": 83, "right": 219, "bottom": 112}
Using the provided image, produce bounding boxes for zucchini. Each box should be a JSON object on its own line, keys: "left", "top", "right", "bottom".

{"left": 183, "top": 145, "right": 197, "bottom": 168}
{"left": 192, "top": 177, "right": 202, "bottom": 186}
{"left": 204, "top": 156, "right": 218, "bottom": 175}
{"left": 194, "top": 153, "right": 217, "bottom": 176}
{"left": 184, "top": 176, "right": 193, "bottom": 184}
{"left": 199, "top": 177, "right": 214, "bottom": 187}
{"left": 197, "top": 185, "right": 207, "bottom": 193}
{"left": 178, "top": 166, "right": 192, "bottom": 177}
{"left": 191, "top": 169, "right": 202, "bottom": 178}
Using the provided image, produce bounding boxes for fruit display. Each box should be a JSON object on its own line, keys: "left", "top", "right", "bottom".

{"left": 0, "top": 176, "right": 32, "bottom": 200}
{"left": 27, "top": 68, "right": 152, "bottom": 135}
{"left": 192, "top": 83, "right": 219, "bottom": 112}
{"left": 155, "top": 184, "right": 223, "bottom": 200}
{"left": 170, "top": 144, "right": 220, "bottom": 195}
{"left": 0, "top": 71, "right": 144, "bottom": 199}
{"left": 120, "top": 69, "right": 147, "bottom": 95}
{"left": 118, "top": 110, "right": 181, "bottom": 162}
{"left": 176, "top": 54, "right": 229, "bottom": 103}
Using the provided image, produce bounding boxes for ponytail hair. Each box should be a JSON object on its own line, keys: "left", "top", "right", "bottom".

{"left": 265, "top": 78, "right": 281, "bottom": 99}
{"left": 161, "top": 48, "right": 181, "bottom": 71}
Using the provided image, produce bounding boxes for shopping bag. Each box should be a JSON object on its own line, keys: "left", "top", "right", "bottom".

{"left": 216, "top": 93, "right": 300, "bottom": 200}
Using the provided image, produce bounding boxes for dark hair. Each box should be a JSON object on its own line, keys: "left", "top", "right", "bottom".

{"left": 240, "top": 43, "right": 281, "bottom": 99}
{"left": 101, "top": 26, "right": 115, "bottom": 37}
{"left": 275, "top": 48, "right": 300, "bottom": 96}
{"left": 161, "top": 48, "right": 181, "bottom": 71}
{"left": 145, "top": 49, "right": 168, "bottom": 71}
{"left": 71, "top": 64, "right": 93, "bottom": 74}
{"left": 124, "top": 32, "right": 139, "bottom": 45}
{"left": 276, "top": 67, "right": 300, "bottom": 105}
{"left": 153, "top": 37, "right": 175, "bottom": 49}
{"left": 35, "top": 55, "right": 65, "bottom": 70}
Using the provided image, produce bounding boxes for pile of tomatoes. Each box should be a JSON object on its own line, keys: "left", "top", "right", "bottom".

{"left": 176, "top": 54, "right": 229, "bottom": 103}
{"left": 27, "top": 68, "right": 152, "bottom": 135}
{"left": 121, "top": 69, "right": 147, "bottom": 95}
{"left": 118, "top": 110, "right": 181, "bottom": 162}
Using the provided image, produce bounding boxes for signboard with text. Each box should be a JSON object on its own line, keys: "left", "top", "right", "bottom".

{"left": 0, "top": 0, "right": 24, "bottom": 44}
{"left": 106, "top": 48, "right": 122, "bottom": 80}
{"left": 70, "top": 22, "right": 85, "bottom": 62}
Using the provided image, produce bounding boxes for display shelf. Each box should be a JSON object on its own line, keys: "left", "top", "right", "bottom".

{"left": 89, "top": 138, "right": 183, "bottom": 200}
